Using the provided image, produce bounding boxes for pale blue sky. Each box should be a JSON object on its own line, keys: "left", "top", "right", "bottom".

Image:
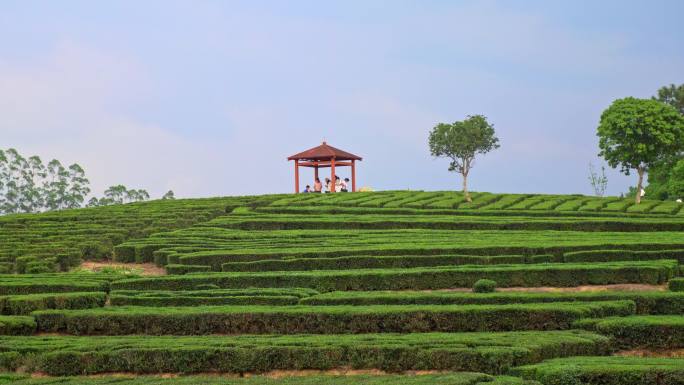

{"left": 1, "top": 1, "right": 683, "bottom": 197}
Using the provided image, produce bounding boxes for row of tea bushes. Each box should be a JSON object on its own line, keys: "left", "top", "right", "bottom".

{"left": 299, "top": 290, "right": 684, "bottom": 314}
{"left": 0, "top": 274, "right": 114, "bottom": 295}
{"left": 268, "top": 191, "right": 684, "bottom": 215}
{"left": 514, "top": 356, "right": 684, "bottom": 385}
{"left": 0, "top": 292, "right": 105, "bottom": 315}
{"left": 0, "top": 196, "right": 274, "bottom": 273}
{"left": 32, "top": 301, "right": 635, "bottom": 335}
{"left": 0, "top": 316, "right": 35, "bottom": 335}
{"left": 575, "top": 315, "right": 684, "bottom": 349}
{"left": 109, "top": 288, "right": 317, "bottom": 307}
{"left": 112, "top": 260, "right": 679, "bottom": 291}
{"left": 0, "top": 331, "right": 610, "bottom": 375}
{"left": 670, "top": 278, "right": 684, "bottom": 291}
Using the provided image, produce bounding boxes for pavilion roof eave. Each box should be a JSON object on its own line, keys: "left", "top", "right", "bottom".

{"left": 287, "top": 142, "right": 362, "bottom": 161}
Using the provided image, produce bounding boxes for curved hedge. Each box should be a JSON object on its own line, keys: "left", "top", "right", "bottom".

{"left": 33, "top": 301, "right": 634, "bottom": 335}
{"left": 575, "top": 315, "right": 684, "bottom": 349}
{"left": 112, "top": 260, "right": 678, "bottom": 292}
{"left": 0, "top": 292, "right": 106, "bottom": 315}
{"left": 0, "top": 331, "right": 610, "bottom": 375}
{"left": 0, "top": 315, "right": 35, "bottom": 335}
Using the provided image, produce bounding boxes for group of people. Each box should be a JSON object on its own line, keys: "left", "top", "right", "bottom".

{"left": 303, "top": 176, "right": 350, "bottom": 193}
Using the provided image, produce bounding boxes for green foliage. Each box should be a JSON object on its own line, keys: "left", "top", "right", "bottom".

{"left": 473, "top": 279, "right": 497, "bottom": 293}
{"left": 0, "top": 292, "right": 105, "bottom": 315}
{"left": 0, "top": 331, "right": 610, "bottom": 375}
{"left": 299, "top": 290, "right": 684, "bottom": 314}
{"left": 33, "top": 301, "right": 634, "bottom": 335}
{"left": 428, "top": 115, "right": 500, "bottom": 200}
{"left": 654, "top": 83, "right": 684, "bottom": 115}
{"left": 109, "top": 288, "right": 314, "bottom": 307}
{"left": 514, "top": 356, "right": 684, "bottom": 385}
{"left": 597, "top": 97, "right": 684, "bottom": 203}
{"left": 115, "top": 260, "right": 678, "bottom": 291}
{"left": 670, "top": 278, "right": 684, "bottom": 292}
{"left": 575, "top": 315, "right": 684, "bottom": 349}
{"left": 0, "top": 315, "right": 35, "bottom": 335}
{"left": 0, "top": 149, "right": 90, "bottom": 214}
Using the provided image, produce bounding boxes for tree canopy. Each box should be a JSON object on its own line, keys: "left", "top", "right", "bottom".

{"left": 597, "top": 97, "right": 684, "bottom": 203}
{"left": 428, "top": 115, "right": 500, "bottom": 202}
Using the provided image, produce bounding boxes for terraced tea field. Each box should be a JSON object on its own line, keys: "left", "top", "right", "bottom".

{"left": 1, "top": 191, "right": 683, "bottom": 384}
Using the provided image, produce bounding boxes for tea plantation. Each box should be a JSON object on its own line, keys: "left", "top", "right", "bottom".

{"left": 1, "top": 191, "right": 683, "bottom": 385}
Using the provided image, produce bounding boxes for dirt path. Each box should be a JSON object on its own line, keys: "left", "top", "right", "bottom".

{"left": 418, "top": 284, "right": 666, "bottom": 293}
{"left": 79, "top": 261, "right": 166, "bottom": 276}
{"left": 616, "top": 349, "right": 684, "bottom": 358}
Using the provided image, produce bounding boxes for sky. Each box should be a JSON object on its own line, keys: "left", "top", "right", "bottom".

{"left": 1, "top": 1, "right": 683, "bottom": 198}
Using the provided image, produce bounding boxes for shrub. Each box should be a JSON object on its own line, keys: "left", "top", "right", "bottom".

{"left": 575, "top": 315, "right": 684, "bottom": 349}
{"left": 670, "top": 278, "right": 684, "bottom": 292}
{"left": 513, "top": 356, "right": 684, "bottom": 385}
{"left": 0, "top": 316, "right": 35, "bottom": 335}
{"left": 0, "top": 331, "right": 610, "bottom": 375}
{"left": 33, "top": 301, "right": 634, "bottom": 335}
{"left": 166, "top": 264, "right": 212, "bottom": 275}
{"left": 473, "top": 279, "right": 497, "bottom": 293}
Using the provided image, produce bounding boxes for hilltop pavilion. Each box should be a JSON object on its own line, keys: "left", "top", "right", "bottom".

{"left": 287, "top": 142, "right": 362, "bottom": 193}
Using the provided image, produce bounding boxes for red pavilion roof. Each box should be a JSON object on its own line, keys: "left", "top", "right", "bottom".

{"left": 288, "top": 142, "right": 362, "bottom": 161}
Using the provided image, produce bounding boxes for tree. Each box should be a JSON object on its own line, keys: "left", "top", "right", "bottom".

{"left": 588, "top": 162, "right": 608, "bottom": 197}
{"left": 162, "top": 190, "right": 175, "bottom": 200}
{"left": 666, "top": 158, "right": 684, "bottom": 200}
{"left": 428, "top": 115, "right": 500, "bottom": 202}
{"left": 654, "top": 83, "right": 684, "bottom": 115}
{"left": 597, "top": 97, "right": 684, "bottom": 204}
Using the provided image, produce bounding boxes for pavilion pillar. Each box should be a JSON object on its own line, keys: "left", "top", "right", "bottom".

{"left": 351, "top": 160, "right": 356, "bottom": 192}
{"left": 314, "top": 165, "right": 319, "bottom": 181}
{"left": 330, "top": 158, "right": 336, "bottom": 193}
{"left": 294, "top": 160, "right": 300, "bottom": 193}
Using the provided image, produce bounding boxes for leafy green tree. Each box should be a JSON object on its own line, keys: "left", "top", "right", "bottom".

{"left": 597, "top": 97, "right": 684, "bottom": 203}
{"left": 428, "top": 115, "right": 500, "bottom": 202}
{"left": 654, "top": 83, "right": 684, "bottom": 115}
{"left": 162, "top": 190, "right": 175, "bottom": 200}
{"left": 666, "top": 158, "right": 684, "bottom": 200}
{"left": 65, "top": 164, "right": 90, "bottom": 208}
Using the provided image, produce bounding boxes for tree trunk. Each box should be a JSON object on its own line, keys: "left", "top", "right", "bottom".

{"left": 635, "top": 167, "right": 645, "bottom": 204}
{"left": 463, "top": 173, "right": 471, "bottom": 202}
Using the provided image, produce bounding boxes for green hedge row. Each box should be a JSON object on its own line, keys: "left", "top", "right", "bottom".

{"left": 109, "top": 287, "right": 316, "bottom": 306}
{"left": 0, "top": 373, "right": 541, "bottom": 385}
{"left": 0, "top": 292, "right": 106, "bottom": 315}
{"left": 564, "top": 249, "right": 684, "bottom": 263}
{"left": 0, "top": 315, "right": 35, "bottom": 335}
{"left": 575, "top": 315, "right": 684, "bottom": 349}
{"left": 513, "top": 356, "right": 684, "bottom": 385}
{"left": 0, "top": 331, "right": 610, "bottom": 375}
{"left": 299, "top": 290, "right": 684, "bottom": 314}
{"left": 221, "top": 254, "right": 539, "bottom": 272}
{"left": 165, "top": 264, "right": 212, "bottom": 274}
{"left": 671, "top": 278, "right": 684, "bottom": 291}
{"left": 112, "top": 260, "right": 679, "bottom": 292}
{"left": 33, "top": 301, "right": 634, "bottom": 335}
{"left": 0, "top": 278, "right": 109, "bottom": 295}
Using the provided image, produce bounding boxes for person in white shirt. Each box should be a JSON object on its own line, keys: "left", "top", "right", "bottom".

{"left": 334, "top": 176, "right": 342, "bottom": 193}
{"left": 340, "top": 178, "right": 349, "bottom": 192}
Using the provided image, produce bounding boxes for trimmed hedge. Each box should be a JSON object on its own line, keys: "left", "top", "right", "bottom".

{"left": 0, "top": 292, "right": 106, "bottom": 315}
{"left": 299, "top": 290, "right": 684, "bottom": 314}
{"left": 0, "top": 315, "right": 35, "bottom": 335}
{"left": 111, "top": 260, "right": 679, "bottom": 292}
{"left": 33, "top": 301, "right": 635, "bottom": 335}
{"left": 0, "top": 278, "right": 109, "bottom": 295}
{"left": 109, "top": 288, "right": 313, "bottom": 306}
{"left": 564, "top": 249, "right": 684, "bottom": 263}
{"left": 575, "top": 315, "right": 684, "bottom": 349}
{"left": 221, "top": 255, "right": 529, "bottom": 272}
{"left": 165, "top": 264, "right": 212, "bottom": 274}
{"left": 513, "top": 356, "right": 684, "bottom": 385}
{"left": 670, "top": 278, "right": 684, "bottom": 291}
{"left": 0, "top": 331, "right": 611, "bottom": 375}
